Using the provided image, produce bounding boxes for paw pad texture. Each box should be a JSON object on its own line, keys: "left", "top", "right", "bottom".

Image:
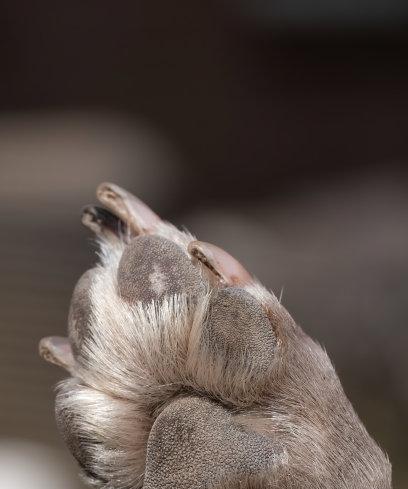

{"left": 118, "top": 236, "right": 204, "bottom": 303}
{"left": 144, "top": 396, "right": 279, "bottom": 489}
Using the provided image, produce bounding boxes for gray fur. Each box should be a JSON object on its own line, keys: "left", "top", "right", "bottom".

{"left": 40, "top": 184, "right": 392, "bottom": 489}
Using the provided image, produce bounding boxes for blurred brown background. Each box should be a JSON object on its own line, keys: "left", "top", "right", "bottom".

{"left": 0, "top": 1, "right": 407, "bottom": 488}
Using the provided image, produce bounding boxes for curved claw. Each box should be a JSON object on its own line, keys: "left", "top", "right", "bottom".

{"left": 81, "top": 205, "right": 127, "bottom": 240}
{"left": 96, "top": 182, "right": 161, "bottom": 235}
{"left": 39, "top": 336, "right": 75, "bottom": 373}
{"left": 188, "top": 240, "right": 253, "bottom": 286}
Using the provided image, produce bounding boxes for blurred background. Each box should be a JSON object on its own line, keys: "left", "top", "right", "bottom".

{"left": 0, "top": 1, "right": 407, "bottom": 488}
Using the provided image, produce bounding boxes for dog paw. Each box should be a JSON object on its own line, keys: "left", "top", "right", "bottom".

{"left": 39, "top": 183, "right": 391, "bottom": 489}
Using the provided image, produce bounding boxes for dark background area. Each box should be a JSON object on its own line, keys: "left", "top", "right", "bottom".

{"left": 0, "top": 1, "right": 407, "bottom": 488}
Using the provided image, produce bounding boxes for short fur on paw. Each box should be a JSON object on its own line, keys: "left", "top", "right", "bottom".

{"left": 39, "top": 183, "right": 391, "bottom": 489}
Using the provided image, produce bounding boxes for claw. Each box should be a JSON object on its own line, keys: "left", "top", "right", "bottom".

{"left": 188, "top": 240, "right": 253, "bottom": 286}
{"left": 81, "top": 205, "right": 127, "bottom": 240}
{"left": 96, "top": 182, "right": 161, "bottom": 235}
{"left": 39, "top": 336, "right": 75, "bottom": 372}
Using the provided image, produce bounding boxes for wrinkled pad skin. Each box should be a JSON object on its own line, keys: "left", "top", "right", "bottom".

{"left": 205, "top": 287, "right": 276, "bottom": 376}
{"left": 118, "top": 236, "right": 205, "bottom": 303}
{"left": 144, "top": 396, "right": 281, "bottom": 489}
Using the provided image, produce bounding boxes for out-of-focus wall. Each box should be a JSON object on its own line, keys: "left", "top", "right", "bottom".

{"left": 0, "top": 2, "right": 407, "bottom": 488}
